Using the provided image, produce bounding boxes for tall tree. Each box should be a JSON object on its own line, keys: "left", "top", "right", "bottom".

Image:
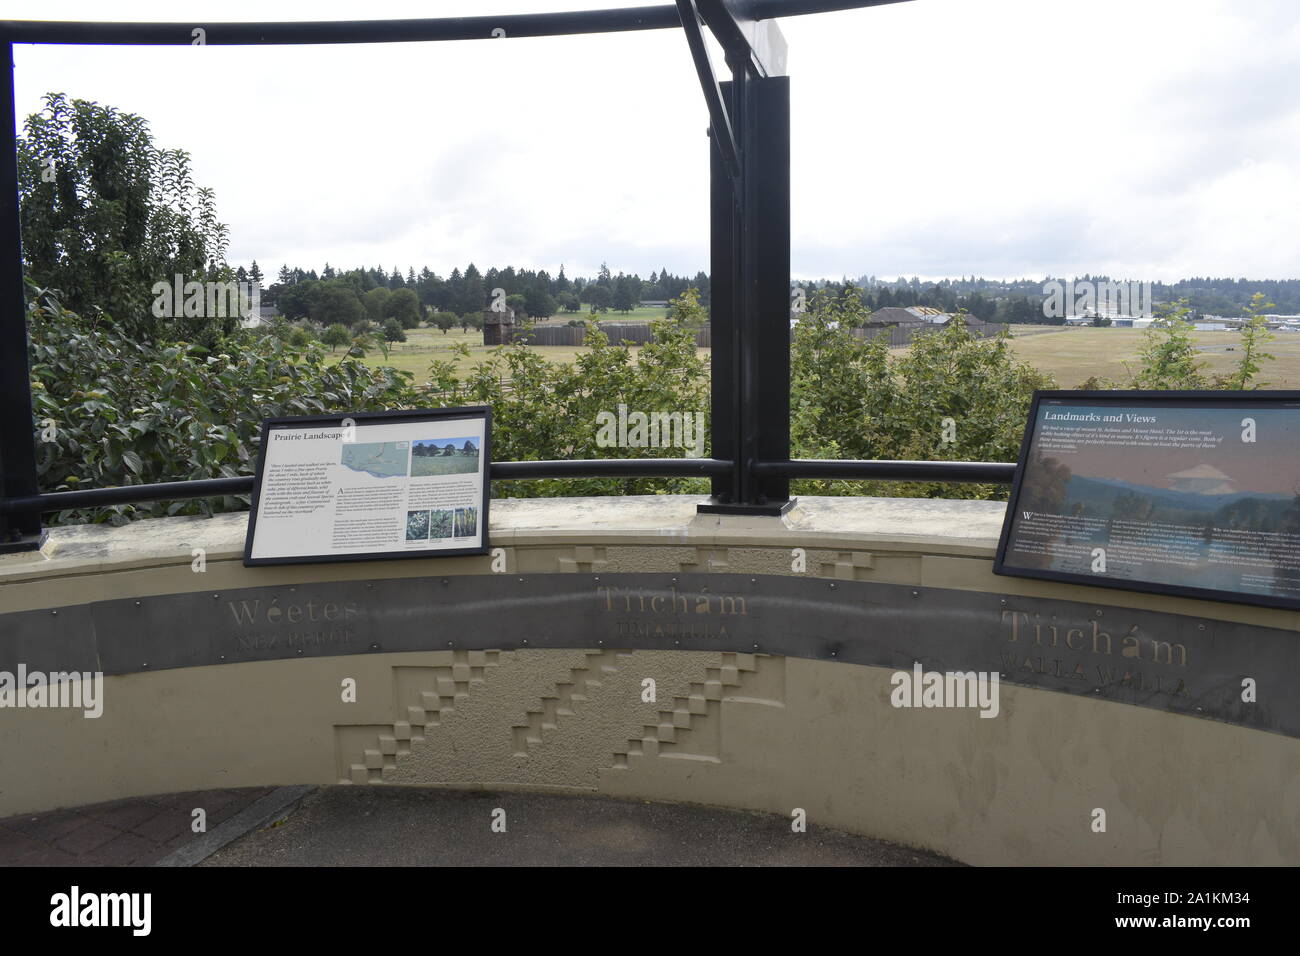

{"left": 386, "top": 288, "right": 422, "bottom": 329}
{"left": 458, "top": 263, "right": 485, "bottom": 315}
{"left": 17, "top": 92, "right": 231, "bottom": 343}
{"left": 363, "top": 287, "right": 391, "bottom": 324}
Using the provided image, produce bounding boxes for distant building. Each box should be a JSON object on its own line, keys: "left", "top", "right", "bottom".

{"left": 239, "top": 303, "right": 276, "bottom": 329}
{"left": 864, "top": 306, "right": 950, "bottom": 328}
{"left": 864, "top": 307, "right": 926, "bottom": 328}
{"left": 905, "top": 306, "right": 949, "bottom": 323}
{"left": 483, "top": 308, "right": 517, "bottom": 345}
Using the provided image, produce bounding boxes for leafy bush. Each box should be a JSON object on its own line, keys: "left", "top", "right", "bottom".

{"left": 288, "top": 324, "right": 315, "bottom": 348}
{"left": 420, "top": 312, "right": 710, "bottom": 499}
{"left": 27, "top": 285, "right": 418, "bottom": 525}
{"left": 790, "top": 288, "right": 1053, "bottom": 499}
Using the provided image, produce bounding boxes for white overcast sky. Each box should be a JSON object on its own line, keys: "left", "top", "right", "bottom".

{"left": 8, "top": 0, "right": 1300, "bottom": 283}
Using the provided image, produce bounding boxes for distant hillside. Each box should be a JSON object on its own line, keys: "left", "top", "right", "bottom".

{"left": 1065, "top": 474, "right": 1292, "bottom": 523}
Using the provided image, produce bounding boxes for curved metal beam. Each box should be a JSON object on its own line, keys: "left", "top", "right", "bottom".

{"left": 0, "top": 1, "right": 914, "bottom": 46}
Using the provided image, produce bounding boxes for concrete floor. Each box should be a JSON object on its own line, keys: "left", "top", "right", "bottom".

{"left": 204, "top": 786, "right": 960, "bottom": 867}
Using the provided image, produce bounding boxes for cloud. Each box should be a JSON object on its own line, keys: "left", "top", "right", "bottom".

{"left": 11, "top": 0, "right": 1300, "bottom": 280}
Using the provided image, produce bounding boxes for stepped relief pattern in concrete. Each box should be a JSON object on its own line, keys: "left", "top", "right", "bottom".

{"left": 609, "top": 652, "right": 784, "bottom": 769}
{"left": 333, "top": 649, "right": 784, "bottom": 791}
{"left": 334, "top": 651, "right": 502, "bottom": 784}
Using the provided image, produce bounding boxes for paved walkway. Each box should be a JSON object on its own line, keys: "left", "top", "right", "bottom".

{"left": 0, "top": 787, "right": 277, "bottom": 866}
{"left": 206, "top": 787, "right": 958, "bottom": 867}
{"left": 1, "top": 786, "right": 957, "bottom": 866}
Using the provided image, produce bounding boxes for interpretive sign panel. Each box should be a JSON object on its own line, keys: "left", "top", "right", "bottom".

{"left": 244, "top": 407, "right": 491, "bottom": 566}
{"left": 995, "top": 390, "right": 1300, "bottom": 610}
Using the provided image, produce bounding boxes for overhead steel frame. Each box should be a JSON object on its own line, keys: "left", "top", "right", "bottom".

{"left": 0, "top": 0, "right": 1015, "bottom": 553}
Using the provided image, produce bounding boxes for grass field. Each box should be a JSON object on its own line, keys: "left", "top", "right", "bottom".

{"left": 532, "top": 305, "right": 673, "bottom": 325}
{"left": 411, "top": 452, "right": 479, "bottom": 476}
{"left": 997, "top": 327, "right": 1300, "bottom": 389}
{"left": 352, "top": 322, "right": 1300, "bottom": 391}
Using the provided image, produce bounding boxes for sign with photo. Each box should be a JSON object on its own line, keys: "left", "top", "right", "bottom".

{"left": 244, "top": 407, "right": 491, "bottom": 566}
{"left": 995, "top": 391, "right": 1300, "bottom": 610}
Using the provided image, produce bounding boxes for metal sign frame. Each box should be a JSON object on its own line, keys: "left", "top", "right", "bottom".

{"left": 995, "top": 389, "right": 1300, "bottom": 612}
{"left": 243, "top": 406, "right": 492, "bottom": 567}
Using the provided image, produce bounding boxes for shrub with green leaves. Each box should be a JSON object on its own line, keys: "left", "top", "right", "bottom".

{"left": 27, "top": 285, "right": 418, "bottom": 525}
{"left": 419, "top": 307, "right": 711, "bottom": 499}
{"left": 790, "top": 288, "right": 1054, "bottom": 499}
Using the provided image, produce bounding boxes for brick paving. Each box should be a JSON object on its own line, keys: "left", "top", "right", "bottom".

{"left": 0, "top": 787, "right": 276, "bottom": 866}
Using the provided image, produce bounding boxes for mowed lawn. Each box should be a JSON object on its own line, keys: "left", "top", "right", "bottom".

{"left": 530, "top": 305, "right": 673, "bottom": 325}
{"left": 411, "top": 453, "right": 479, "bottom": 477}
{"left": 351, "top": 324, "right": 711, "bottom": 382}
{"left": 351, "top": 322, "right": 1300, "bottom": 390}
{"left": 999, "top": 327, "right": 1300, "bottom": 388}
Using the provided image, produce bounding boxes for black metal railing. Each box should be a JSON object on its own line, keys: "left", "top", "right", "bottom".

{"left": 0, "top": 457, "right": 1011, "bottom": 518}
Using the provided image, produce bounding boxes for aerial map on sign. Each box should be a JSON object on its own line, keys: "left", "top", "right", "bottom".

{"left": 340, "top": 441, "right": 409, "bottom": 479}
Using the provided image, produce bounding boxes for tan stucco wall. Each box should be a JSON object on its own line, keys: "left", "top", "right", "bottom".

{"left": 1, "top": 496, "right": 1296, "bottom": 865}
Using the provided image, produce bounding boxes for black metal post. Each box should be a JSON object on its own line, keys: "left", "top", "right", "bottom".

{"left": 699, "top": 72, "right": 792, "bottom": 516}
{"left": 707, "top": 79, "right": 740, "bottom": 507}
{"left": 0, "top": 41, "right": 44, "bottom": 553}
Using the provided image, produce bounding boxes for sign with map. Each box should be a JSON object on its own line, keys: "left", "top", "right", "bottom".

{"left": 244, "top": 407, "right": 491, "bottom": 566}
{"left": 995, "top": 390, "right": 1300, "bottom": 610}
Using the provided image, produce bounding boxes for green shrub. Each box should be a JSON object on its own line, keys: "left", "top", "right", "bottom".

{"left": 789, "top": 288, "right": 1054, "bottom": 499}
{"left": 421, "top": 310, "right": 710, "bottom": 499}
{"left": 27, "top": 285, "right": 418, "bottom": 525}
{"left": 288, "top": 325, "right": 315, "bottom": 348}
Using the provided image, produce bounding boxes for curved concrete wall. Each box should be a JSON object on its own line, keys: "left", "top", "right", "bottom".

{"left": 1, "top": 495, "right": 1296, "bottom": 865}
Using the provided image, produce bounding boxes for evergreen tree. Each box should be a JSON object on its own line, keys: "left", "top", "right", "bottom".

{"left": 459, "top": 263, "right": 485, "bottom": 315}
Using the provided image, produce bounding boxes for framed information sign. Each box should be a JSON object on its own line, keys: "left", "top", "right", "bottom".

{"left": 244, "top": 407, "right": 491, "bottom": 566}
{"left": 995, "top": 390, "right": 1300, "bottom": 611}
